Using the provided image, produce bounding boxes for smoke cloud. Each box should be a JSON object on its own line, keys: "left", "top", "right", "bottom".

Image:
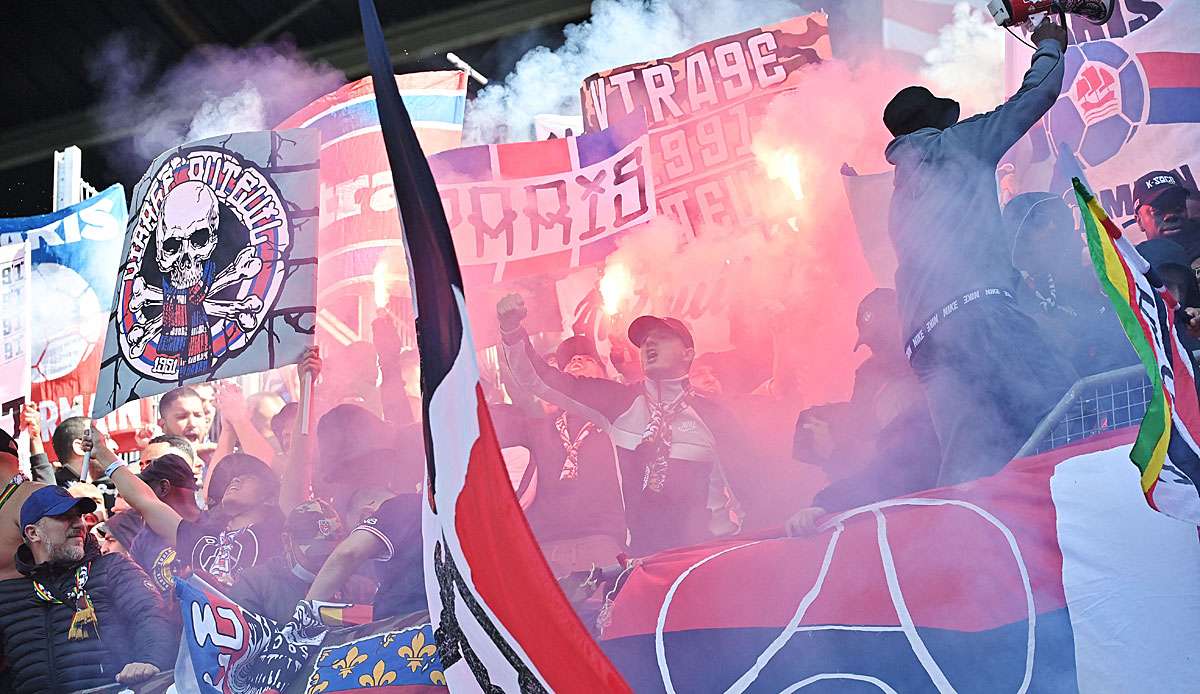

{"left": 89, "top": 37, "right": 344, "bottom": 173}
{"left": 920, "top": 1, "right": 1006, "bottom": 117}
{"left": 464, "top": 0, "right": 816, "bottom": 144}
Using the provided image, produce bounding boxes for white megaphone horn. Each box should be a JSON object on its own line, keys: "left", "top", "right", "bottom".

{"left": 986, "top": 0, "right": 1115, "bottom": 28}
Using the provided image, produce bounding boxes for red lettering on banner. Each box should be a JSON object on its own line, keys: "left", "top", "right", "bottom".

{"left": 643, "top": 64, "right": 685, "bottom": 123}
{"left": 576, "top": 170, "right": 609, "bottom": 242}
{"left": 468, "top": 187, "right": 518, "bottom": 257}
{"left": 613, "top": 147, "right": 649, "bottom": 226}
{"left": 524, "top": 180, "right": 572, "bottom": 250}
{"left": 433, "top": 133, "right": 654, "bottom": 273}
{"left": 685, "top": 53, "right": 720, "bottom": 113}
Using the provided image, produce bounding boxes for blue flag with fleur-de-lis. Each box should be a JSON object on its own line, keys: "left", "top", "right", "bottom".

{"left": 172, "top": 575, "right": 445, "bottom": 693}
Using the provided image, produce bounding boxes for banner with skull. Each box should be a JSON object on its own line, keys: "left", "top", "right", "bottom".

{"left": 92, "top": 129, "right": 319, "bottom": 418}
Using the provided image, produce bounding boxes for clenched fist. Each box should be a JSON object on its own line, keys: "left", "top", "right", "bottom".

{"left": 496, "top": 293, "right": 528, "bottom": 333}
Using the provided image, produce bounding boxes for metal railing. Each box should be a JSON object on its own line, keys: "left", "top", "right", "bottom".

{"left": 1013, "top": 353, "right": 1200, "bottom": 457}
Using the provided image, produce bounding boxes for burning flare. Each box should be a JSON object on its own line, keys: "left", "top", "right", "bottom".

{"left": 755, "top": 144, "right": 806, "bottom": 202}
{"left": 599, "top": 263, "right": 634, "bottom": 316}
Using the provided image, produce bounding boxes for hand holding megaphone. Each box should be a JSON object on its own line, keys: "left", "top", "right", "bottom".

{"left": 986, "top": 0, "right": 1114, "bottom": 30}
{"left": 1030, "top": 17, "right": 1068, "bottom": 51}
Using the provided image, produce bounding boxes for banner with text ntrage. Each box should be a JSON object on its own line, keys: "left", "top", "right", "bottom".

{"left": 580, "top": 14, "right": 831, "bottom": 237}
{"left": 92, "top": 130, "right": 318, "bottom": 418}
{"left": 428, "top": 111, "right": 653, "bottom": 285}
{"left": 0, "top": 242, "right": 30, "bottom": 445}
{"left": 0, "top": 185, "right": 125, "bottom": 447}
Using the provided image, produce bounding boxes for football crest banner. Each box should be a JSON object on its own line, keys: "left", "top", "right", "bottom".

{"left": 1013, "top": 0, "right": 1200, "bottom": 230}
{"left": 600, "top": 432, "right": 1200, "bottom": 692}
{"left": 0, "top": 185, "right": 127, "bottom": 445}
{"left": 579, "top": 14, "right": 831, "bottom": 237}
{"left": 92, "top": 130, "right": 319, "bottom": 418}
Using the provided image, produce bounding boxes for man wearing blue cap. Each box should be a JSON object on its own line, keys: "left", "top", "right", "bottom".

{"left": 0, "top": 486, "right": 174, "bottom": 693}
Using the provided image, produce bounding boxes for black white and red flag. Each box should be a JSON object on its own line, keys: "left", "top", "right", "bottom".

{"left": 355, "top": 1, "right": 631, "bottom": 691}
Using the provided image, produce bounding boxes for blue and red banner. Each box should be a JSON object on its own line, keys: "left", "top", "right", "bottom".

{"left": 277, "top": 73, "right": 467, "bottom": 347}
{"left": 599, "top": 431, "right": 1200, "bottom": 692}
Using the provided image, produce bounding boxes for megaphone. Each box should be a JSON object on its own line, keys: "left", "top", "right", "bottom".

{"left": 986, "top": 0, "right": 1115, "bottom": 27}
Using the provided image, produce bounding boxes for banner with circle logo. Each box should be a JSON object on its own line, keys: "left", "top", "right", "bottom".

{"left": 92, "top": 129, "right": 319, "bottom": 419}
{"left": 1009, "top": 0, "right": 1200, "bottom": 231}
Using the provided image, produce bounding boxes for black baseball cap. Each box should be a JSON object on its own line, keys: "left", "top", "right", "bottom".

{"left": 20, "top": 486, "right": 96, "bottom": 530}
{"left": 138, "top": 453, "right": 199, "bottom": 490}
{"left": 285, "top": 499, "right": 345, "bottom": 548}
{"left": 206, "top": 453, "right": 279, "bottom": 505}
{"left": 1134, "top": 170, "right": 1189, "bottom": 209}
{"left": 855, "top": 288, "right": 898, "bottom": 350}
{"left": 628, "top": 315, "right": 694, "bottom": 349}
{"left": 555, "top": 335, "right": 601, "bottom": 368}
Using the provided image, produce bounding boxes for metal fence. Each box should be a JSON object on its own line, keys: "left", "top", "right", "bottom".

{"left": 1016, "top": 362, "right": 1158, "bottom": 457}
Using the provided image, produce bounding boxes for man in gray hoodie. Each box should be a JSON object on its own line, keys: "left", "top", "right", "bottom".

{"left": 883, "top": 21, "right": 1076, "bottom": 485}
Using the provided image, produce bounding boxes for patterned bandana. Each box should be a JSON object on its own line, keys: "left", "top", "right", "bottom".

{"left": 554, "top": 413, "right": 595, "bottom": 480}
{"left": 637, "top": 387, "right": 692, "bottom": 493}
{"left": 160, "top": 259, "right": 215, "bottom": 380}
{"left": 33, "top": 564, "right": 98, "bottom": 641}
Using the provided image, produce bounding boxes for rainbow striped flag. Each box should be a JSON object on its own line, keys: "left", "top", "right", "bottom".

{"left": 1075, "top": 177, "right": 1200, "bottom": 523}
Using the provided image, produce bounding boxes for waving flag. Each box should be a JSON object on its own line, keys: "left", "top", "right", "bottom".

{"left": 355, "top": 1, "right": 631, "bottom": 691}
{"left": 601, "top": 431, "right": 1200, "bottom": 692}
{"left": 1074, "top": 177, "right": 1200, "bottom": 522}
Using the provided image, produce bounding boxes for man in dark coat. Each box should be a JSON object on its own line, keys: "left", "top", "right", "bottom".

{"left": 0, "top": 486, "right": 174, "bottom": 693}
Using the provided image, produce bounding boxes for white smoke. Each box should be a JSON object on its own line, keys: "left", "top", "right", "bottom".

{"left": 185, "top": 82, "right": 268, "bottom": 142}
{"left": 920, "top": 1, "right": 1006, "bottom": 116}
{"left": 464, "top": 0, "right": 815, "bottom": 143}
{"left": 90, "top": 37, "right": 344, "bottom": 174}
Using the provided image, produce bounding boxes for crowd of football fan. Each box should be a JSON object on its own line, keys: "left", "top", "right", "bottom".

{"left": 3, "top": 21, "right": 1200, "bottom": 692}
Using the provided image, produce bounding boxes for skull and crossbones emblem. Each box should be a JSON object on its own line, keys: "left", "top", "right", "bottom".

{"left": 127, "top": 180, "right": 266, "bottom": 377}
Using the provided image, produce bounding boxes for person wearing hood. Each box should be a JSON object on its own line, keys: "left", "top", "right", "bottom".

{"left": 0, "top": 487, "right": 174, "bottom": 693}
{"left": 786, "top": 289, "right": 941, "bottom": 535}
{"left": 881, "top": 21, "right": 1077, "bottom": 485}
{"left": 1004, "top": 192, "right": 1137, "bottom": 375}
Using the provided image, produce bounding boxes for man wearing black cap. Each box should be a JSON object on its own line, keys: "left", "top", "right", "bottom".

{"left": 126, "top": 453, "right": 203, "bottom": 591}
{"left": 1133, "top": 170, "right": 1200, "bottom": 255}
{"left": 0, "top": 486, "right": 174, "bottom": 692}
{"left": 92, "top": 428, "right": 285, "bottom": 590}
{"left": 881, "top": 21, "right": 1077, "bottom": 485}
{"left": 490, "top": 334, "right": 627, "bottom": 575}
{"left": 497, "top": 294, "right": 748, "bottom": 555}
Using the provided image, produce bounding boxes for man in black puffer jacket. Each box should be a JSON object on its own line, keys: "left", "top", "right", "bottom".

{"left": 0, "top": 486, "right": 175, "bottom": 693}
